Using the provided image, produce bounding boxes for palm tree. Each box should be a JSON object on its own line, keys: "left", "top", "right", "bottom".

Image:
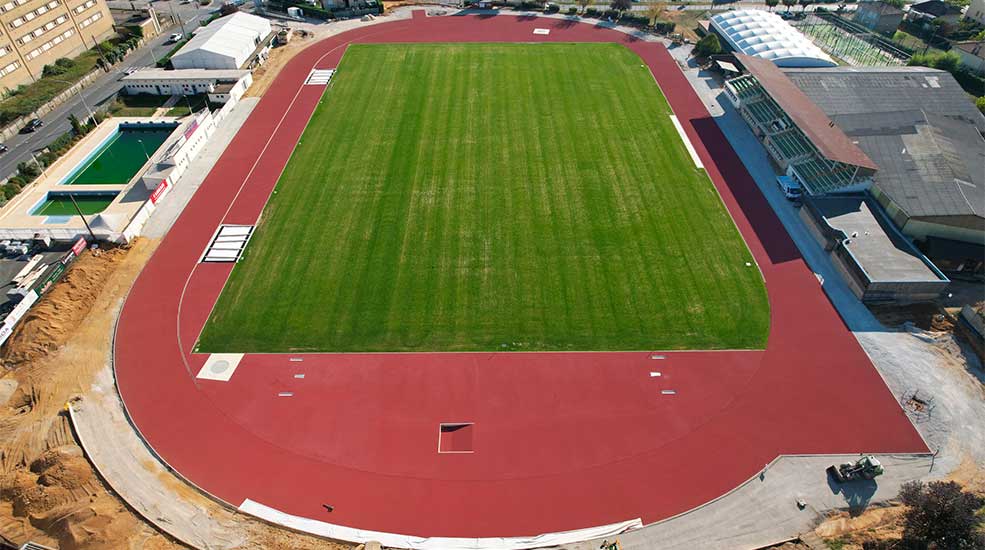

{"left": 765, "top": 0, "right": 779, "bottom": 11}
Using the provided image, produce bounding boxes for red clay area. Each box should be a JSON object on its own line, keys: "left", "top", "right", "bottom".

{"left": 114, "top": 13, "right": 928, "bottom": 539}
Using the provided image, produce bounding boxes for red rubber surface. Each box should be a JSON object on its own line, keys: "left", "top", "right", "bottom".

{"left": 115, "top": 13, "right": 927, "bottom": 539}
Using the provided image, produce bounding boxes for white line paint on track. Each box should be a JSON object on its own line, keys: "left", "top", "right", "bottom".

{"left": 669, "top": 115, "right": 704, "bottom": 169}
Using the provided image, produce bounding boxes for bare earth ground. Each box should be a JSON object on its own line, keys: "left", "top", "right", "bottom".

{"left": 0, "top": 240, "right": 178, "bottom": 550}
{"left": 0, "top": 241, "right": 353, "bottom": 549}
{"left": 813, "top": 457, "right": 985, "bottom": 549}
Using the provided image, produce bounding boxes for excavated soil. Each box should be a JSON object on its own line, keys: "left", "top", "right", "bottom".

{"left": 0, "top": 239, "right": 179, "bottom": 549}
{"left": 0, "top": 238, "right": 357, "bottom": 549}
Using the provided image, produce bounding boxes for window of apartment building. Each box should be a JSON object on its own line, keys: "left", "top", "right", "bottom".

{"left": 78, "top": 10, "right": 100, "bottom": 27}
{"left": 73, "top": 0, "right": 95, "bottom": 13}
{"left": 25, "top": 27, "right": 72, "bottom": 58}
{"left": 0, "top": 45, "right": 8, "bottom": 57}
{"left": 18, "top": 14, "right": 67, "bottom": 44}
{"left": 0, "top": 60, "right": 20, "bottom": 77}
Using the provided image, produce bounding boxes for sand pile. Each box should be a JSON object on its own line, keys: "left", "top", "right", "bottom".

{"left": 0, "top": 240, "right": 178, "bottom": 549}
{"left": 2, "top": 245, "right": 130, "bottom": 369}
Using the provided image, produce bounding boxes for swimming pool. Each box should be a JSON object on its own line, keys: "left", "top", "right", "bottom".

{"left": 64, "top": 124, "right": 176, "bottom": 185}
{"left": 32, "top": 192, "right": 118, "bottom": 216}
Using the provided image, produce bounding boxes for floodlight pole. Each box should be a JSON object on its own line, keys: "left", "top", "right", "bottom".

{"left": 137, "top": 138, "right": 150, "bottom": 162}
{"left": 68, "top": 194, "right": 98, "bottom": 242}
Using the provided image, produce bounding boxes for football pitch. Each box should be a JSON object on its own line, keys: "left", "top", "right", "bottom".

{"left": 197, "top": 43, "right": 769, "bottom": 353}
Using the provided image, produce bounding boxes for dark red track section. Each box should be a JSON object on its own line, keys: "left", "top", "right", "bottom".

{"left": 115, "top": 14, "right": 927, "bottom": 539}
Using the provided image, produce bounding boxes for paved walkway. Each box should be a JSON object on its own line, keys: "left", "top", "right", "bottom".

{"left": 142, "top": 98, "right": 259, "bottom": 239}
{"left": 71, "top": 365, "right": 248, "bottom": 549}
{"left": 567, "top": 454, "right": 933, "bottom": 550}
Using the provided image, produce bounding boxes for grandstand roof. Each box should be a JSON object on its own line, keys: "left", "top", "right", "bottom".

{"left": 737, "top": 54, "right": 878, "bottom": 171}
{"left": 709, "top": 10, "right": 836, "bottom": 68}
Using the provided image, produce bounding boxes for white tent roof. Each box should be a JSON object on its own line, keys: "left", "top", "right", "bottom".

{"left": 709, "top": 10, "right": 836, "bottom": 68}
{"left": 171, "top": 12, "right": 270, "bottom": 66}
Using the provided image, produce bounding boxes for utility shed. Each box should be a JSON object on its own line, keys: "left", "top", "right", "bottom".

{"left": 171, "top": 12, "right": 273, "bottom": 70}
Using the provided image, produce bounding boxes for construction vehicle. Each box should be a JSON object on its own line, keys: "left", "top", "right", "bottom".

{"left": 827, "top": 455, "right": 884, "bottom": 483}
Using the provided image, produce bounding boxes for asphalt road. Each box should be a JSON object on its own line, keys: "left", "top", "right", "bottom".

{"left": 0, "top": 0, "right": 216, "bottom": 180}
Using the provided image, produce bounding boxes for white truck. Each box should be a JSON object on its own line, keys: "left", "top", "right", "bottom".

{"left": 776, "top": 175, "right": 802, "bottom": 201}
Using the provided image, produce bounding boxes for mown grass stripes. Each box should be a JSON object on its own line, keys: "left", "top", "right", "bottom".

{"left": 197, "top": 43, "right": 769, "bottom": 353}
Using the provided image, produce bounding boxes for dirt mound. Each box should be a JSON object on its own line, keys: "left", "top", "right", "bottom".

{"left": 2, "top": 245, "right": 130, "bottom": 369}
{"left": 0, "top": 239, "right": 179, "bottom": 549}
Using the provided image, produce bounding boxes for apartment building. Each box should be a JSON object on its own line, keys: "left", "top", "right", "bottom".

{"left": 0, "top": 0, "right": 114, "bottom": 92}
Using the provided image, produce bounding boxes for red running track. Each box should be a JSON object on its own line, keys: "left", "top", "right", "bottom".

{"left": 115, "top": 13, "right": 927, "bottom": 539}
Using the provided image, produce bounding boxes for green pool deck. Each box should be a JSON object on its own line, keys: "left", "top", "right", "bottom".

{"left": 34, "top": 194, "right": 116, "bottom": 216}
{"left": 65, "top": 127, "right": 174, "bottom": 185}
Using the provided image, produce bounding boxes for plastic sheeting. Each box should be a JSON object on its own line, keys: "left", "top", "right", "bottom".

{"left": 239, "top": 499, "right": 642, "bottom": 549}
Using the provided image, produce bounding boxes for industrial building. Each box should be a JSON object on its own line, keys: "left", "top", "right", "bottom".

{"left": 170, "top": 12, "right": 272, "bottom": 70}
{"left": 709, "top": 10, "right": 836, "bottom": 68}
{"left": 0, "top": 0, "right": 114, "bottom": 92}
{"left": 852, "top": 1, "right": 905, "bottom": 35}
{"left": 121, "top": 68, "right": 253, "bottom": 104}
{"left": 726, "top": 54, "right": 984, "bottom": 284}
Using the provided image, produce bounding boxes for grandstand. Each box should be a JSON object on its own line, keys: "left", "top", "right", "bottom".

{"left": 723, "top": 55, "right": 877, "bottom": 195}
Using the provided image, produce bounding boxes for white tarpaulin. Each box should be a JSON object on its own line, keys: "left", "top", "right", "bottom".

{"left": 239, "top": 499, "right": 642, "bottom": 549}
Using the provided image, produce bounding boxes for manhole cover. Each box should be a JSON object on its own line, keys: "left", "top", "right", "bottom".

{"left": 210, "top": 360, "right": 230, "bottom": 373}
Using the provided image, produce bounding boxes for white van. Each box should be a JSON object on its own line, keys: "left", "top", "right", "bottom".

{"left": 776, "top": 175, "right": 802, "bottom": 200}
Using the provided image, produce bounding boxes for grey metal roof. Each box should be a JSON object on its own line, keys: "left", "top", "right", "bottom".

{"left": 784, "top": 66, "right": 985, "bottom": 220}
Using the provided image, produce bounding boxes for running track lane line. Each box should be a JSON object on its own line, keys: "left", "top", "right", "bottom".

{"left": 174, "top": 22, "right": 414, "bottom": 383}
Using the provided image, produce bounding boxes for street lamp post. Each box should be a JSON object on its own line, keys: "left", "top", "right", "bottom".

{"left": 137, "top": 138, "right": 151, "bottom": 162}
{"left": 50, "top": 78, "right": 97, "bottom": 124}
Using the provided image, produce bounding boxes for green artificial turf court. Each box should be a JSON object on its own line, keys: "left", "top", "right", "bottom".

{"left": 197, "top": 42, "right": 769, "bottom": 353}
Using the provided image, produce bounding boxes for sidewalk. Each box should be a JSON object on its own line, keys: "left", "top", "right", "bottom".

{"left": 565, "top": 454, "right": 933, "bottom": 550}
{"left": 142, "top": 98, "right": 259, "bottom": 238}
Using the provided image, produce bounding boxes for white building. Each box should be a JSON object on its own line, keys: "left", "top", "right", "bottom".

{"left": 122, "top": 69, "right": 253, "bottom": 104}
{"left": 709, "top": 10, "right": 837, "bottom": 68}
{"left": 170, "top": 12, "right": 273, "bottom": 70}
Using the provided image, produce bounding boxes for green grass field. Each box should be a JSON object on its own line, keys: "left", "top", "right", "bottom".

{"left": 197, "top": 43, "right": 769, "bottom": 353}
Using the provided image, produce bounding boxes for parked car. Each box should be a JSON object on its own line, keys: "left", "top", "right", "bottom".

{"left": 167, "top": 33, "right": 183, "bottom": 44}
{"left": 20, "top": 118, "right": 43, "bottom": 133}
{"left": 0, "top": 143, "right": 7, "bottom": 153}
{"left": 776, "top": 175, "right": 803, "bottom": 201}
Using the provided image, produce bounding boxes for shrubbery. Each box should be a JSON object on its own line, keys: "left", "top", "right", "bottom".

{"left": 0, "top": 111, "right": 104, "bottom": 203}
{"left": 693, "top": 33, "right": 722, "bottom": 57}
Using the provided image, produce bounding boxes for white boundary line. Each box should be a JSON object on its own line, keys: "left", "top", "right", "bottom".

{"left": 669, "top": 114, "right": 704, "bottom": 169}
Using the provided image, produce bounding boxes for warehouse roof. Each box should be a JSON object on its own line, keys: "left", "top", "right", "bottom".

{"left": 172, "top": 12, "right": 270, "bottom": 64}
{"left": 710, "top": 10, "right": 836, "bottom": 68}
{"left": 785, "top": 66, "right": 985, "bottom": 220}
{"left": 123, "top": 68, "right": 251, "bottom": 81}
{"left": 737, "top": 54, "right": 877, "bottom": 170}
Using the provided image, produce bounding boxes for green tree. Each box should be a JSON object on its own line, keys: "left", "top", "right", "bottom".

{"left": 577, "top": 0, "right": 593, "bottom": 13}
{"left": 610, "top": 0, "right": 631, "bottom": 13}
{"left": 899, "top": 481, "right": 985, "bottom": 549}
{"left": 781, "top": 0, "right": 796, "bottom": 11}
{"left": 765, "top": 0, "right": 779, "bottom": 11}
{"left": 976, "top": 96, "right": 985, "bottom": 115}
{"left": 883, "top": 0, "right": 904, "bottom": 7}
{"left": 799, "top": 0, "right": 813, "bottom": 11}
{"left": 644, "top": 0, "right": 664, "bottom": 25}
{"left": 693, "top": 33, "right": 722, "bottom": 57}
{"left": 68, "top": 113, "right": 83, "bottom": 135}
